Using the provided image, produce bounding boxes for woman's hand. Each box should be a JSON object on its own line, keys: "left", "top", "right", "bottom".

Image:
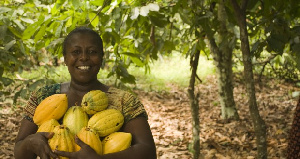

{"left": 54, "top": 135, "right": 100, "bottom": 159}
{"left": 25, "top": 132, "right": 58, "bottom": 159}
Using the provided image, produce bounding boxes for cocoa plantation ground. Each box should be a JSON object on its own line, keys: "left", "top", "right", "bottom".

{"left": 0, "top": 75, "right": 299, "bottom": 158}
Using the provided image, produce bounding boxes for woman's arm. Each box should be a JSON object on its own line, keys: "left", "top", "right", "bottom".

{"left": 14, "top": 118, "right": 58, "bottom": 159}
{"left": 105, "top": 116, "right": 157, "bottom": 159}
{"left": 55, "top": 116, "right": 157, "bottom": 159}
{"left": 287, "top": 98, "right": 300, "bottom": 159}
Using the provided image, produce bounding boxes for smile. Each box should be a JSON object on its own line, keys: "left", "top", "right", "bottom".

{"left": 77, "top": 66, "right": 91, "bottom": 70}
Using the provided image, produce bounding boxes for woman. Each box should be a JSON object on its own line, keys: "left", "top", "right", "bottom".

{"left": 287, "top": 98, "right": 300, "bottom": 158}
{"left": 14, "top": 26, "right": 157, "bottom": 159}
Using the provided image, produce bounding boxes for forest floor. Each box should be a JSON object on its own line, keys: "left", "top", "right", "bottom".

{"left": 1, "top": 75, "right": 299, "bottom": 159}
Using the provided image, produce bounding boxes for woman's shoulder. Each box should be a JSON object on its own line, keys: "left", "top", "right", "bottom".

{"left": 34, "top": 83, "right": 61, "bottom": 101}
{"left": 106, "top": 87, "right": 136, "bottom": 98}
{"left": 35, "top": 83, "right": 61, "bottom": 94}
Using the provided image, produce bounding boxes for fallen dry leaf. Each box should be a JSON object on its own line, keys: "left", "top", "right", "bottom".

{"left": 1, "top": 75, "right": 299, "bottom": 158}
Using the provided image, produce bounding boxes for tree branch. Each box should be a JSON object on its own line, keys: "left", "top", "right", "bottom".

{"left": 87, "top": 0, "right": 111, "bottom": 27}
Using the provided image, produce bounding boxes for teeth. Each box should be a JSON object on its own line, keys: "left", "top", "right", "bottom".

{"left": 77, "top": 66, "right": 90, "bottom": 70}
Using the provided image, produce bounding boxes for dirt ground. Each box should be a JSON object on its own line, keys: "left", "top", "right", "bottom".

{"left": 1, "top": 75, "right": 299, "bottom": 158}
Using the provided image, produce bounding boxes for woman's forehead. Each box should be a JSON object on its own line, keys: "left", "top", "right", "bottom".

{"left": 69, "top": 32, "right": 98, "bottom": 40}
{"left": 66, "top": 32, "right": 100, "bottom": 46}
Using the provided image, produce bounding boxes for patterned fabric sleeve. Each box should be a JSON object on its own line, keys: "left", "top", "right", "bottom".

{"left": 23, "top": 84, "right": 61, "bottom": 122}
{"left": 121, "top": 91, "right": 148, "bottom": 123}
{"left": 106, "top": 87, "right": 148, "bottom": 124}
{"left": 287, "top": 98, "right": 300, "bottom": 159}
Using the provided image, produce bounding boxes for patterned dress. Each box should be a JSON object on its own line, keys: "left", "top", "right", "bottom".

{"left": 23, "top": 83, "right": 148, "bottom": 124}
{"left": 287, "top": 98, "right": 300, "bottom": 158}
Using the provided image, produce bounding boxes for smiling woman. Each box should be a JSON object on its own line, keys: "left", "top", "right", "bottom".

{"left": 63, "top": 27, "right": 104, "bottom": 85}
{"left": 14, "top": 26, "right": 157, "bottom": 159}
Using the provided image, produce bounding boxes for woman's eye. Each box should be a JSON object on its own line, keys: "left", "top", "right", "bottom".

{"left": 89, "top": 50, "right": 97, "bottom": 54}
{"left": 72, "top": 50, "right": 80, "bottom": 55}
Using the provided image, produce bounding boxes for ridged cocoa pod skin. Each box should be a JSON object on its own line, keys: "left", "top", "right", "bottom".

{"left": 88, "top": 109, "right": 124, "bottom": 137}
{"left": 81, "top": 90, "right": 108, "bottom": 115}
{"left": 48, "top": 125, "right": 75, "bottom": 159}
{"left": 33, "top": 94, "right": 68, "bottom": 126}
{"left": 37, "top": 119, "right": 59, "bottom": 132}
{"left": 75, "top": 126, "right": 102, "bottom": 155}
{"left": 63, "top": 106, "right": 89, "bottom": 135}
{"left": 102, "top": 132, "right": 132, "bottom": 154}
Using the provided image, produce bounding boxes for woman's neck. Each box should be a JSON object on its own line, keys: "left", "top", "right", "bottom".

{"left": 70, "top": 80, "right": 98, "bottom": 91}
{"left": 68, "top": 79, "right": 109, "bottom": 94}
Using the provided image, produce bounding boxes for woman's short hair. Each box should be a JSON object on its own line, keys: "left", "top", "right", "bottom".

{"left": 63, "top": 26, "right": 104, "bottom": 58}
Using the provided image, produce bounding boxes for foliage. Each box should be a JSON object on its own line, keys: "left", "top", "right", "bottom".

{"left": 0, "top": 0, "right": 192, "bottom": 102}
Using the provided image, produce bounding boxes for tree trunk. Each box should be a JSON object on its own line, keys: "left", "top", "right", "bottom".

{"left": 230, "top": 0, "right": 267, "bottom": 158}
{"left": 205, "top": 0, "right": 239, "bottom": 120}
{"left": 188, "top": 49, "right": 200, "bottom": 159}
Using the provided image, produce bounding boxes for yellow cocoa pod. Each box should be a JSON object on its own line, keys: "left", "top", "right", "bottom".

{"left": 49, "top": 125, "right": 75, "bottom": 159}
{"left": 88, "top": 109, "right": 124, "bottom": 137}
{"left": 37, "top": 119, "right": 59, "bottom": 132}
{"left": 75, "top": 126, "right": 102, "bottom": 155}
{"left": 102, "top": 132, "right": 132, "bottom": 154}
{"left": 63, "top": 106, "right": 88, "bottom": 135}
{"left": 33, "top": 94, "right": 68, "bottom": 126}
{"left": 81, "top": 90, "right": 108, "bottom": 115}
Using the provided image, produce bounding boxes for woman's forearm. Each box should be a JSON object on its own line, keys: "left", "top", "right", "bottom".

{"left": 14, "top": 139, "right": 37, "bottom": 159}
{"left": 100, "top": 143, "right": 157, "bottom": 159}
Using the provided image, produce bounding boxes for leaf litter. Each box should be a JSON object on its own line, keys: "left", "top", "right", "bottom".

{"left": 0, "top": 75, "right": 299, "bottom": 159}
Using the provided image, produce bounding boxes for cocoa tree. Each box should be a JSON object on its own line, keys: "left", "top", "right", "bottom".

{"left": 188, "top": 49, "right": 200, "bottom": 159}
{"left": 201, "top": 0, "right": 240, "bottom": 120}
{"left": 229, "top": 0, "right": 267, "bottom": 158}
{"left": 2, "top": 0, "right": 300, "bottom": 158}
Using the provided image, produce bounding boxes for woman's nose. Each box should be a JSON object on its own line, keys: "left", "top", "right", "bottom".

{"left": 80, "top": 51, "right": 89, "bottom": 61}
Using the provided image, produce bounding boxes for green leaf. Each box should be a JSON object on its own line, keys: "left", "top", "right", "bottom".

{"left": 35, "top": 18, "right": 52, "bottom": 43}
{"left": 47, "top": 38, "right": 64, "bottom": 49}
{"left": 163, "top": 40, "right": 175, "bottom": 52}
{"left": 0, "top": 25, "right": 7, "bottom": 40}
{"left": 251, "top": 40, "right": 266, "bottom": 58}
{"left": 66, "top": 16, "right": 73, "bottom": 27}
{"left": 266, "top": 37, "right": 285, "bottom": 54}
{"left": 148, "top": 11, "right": 168, "bottom": 27}
{"left": 90, "top": 0, "right": 105, "bottom": 6}
{"left": 121, "top": 52, "right": 144, "bottom": 66}
{"left": 47, "top": 21, "right": 59, "bottom": 33}
{"left": 0, "top": 77, "right": 14, "bottom": 86}
{"left": 55, "top": 45, "right": 63, "bottom": 56}
{"left": 0, "top": 7, "right": 11, "bottom": 13}
{"left": 55, "top": 22, "right": 63, "bottom": 37}
{"left": 17, "top": 40, "right": 26, "bottom": 55}
{"left": 22, "top": 15, "right": 45, "bottom": 40}
{"left": 130, "top": 56, "right": 144, "bottom": 67}
{"left": 51, "top": 3, "right": 63, "bottom": 15}
{"left": 8, "top": 26, "right": 22, "bottom": 38}
{"left": 4, "top": 40, "right": 16, "bottom": 51}
{"left": 20, "top": 17, "right": 34, "bottom": 24}
{"left": 179, "top": 10, "right": 192, "bottom": 25}
{"left": 103, "top": 29, "right": 121, "bottom": 44}
{"left": 13, "top": 19, "right": 25, "bottom": 30}
{"left": 120, "top": 74, "right": 136, "bottom": 84}
{"left": 71, "top": 0, "right": 80, "bottom": 9}
{"left": 117, "top": 65, "right": 136, "bottom": 84}
{"left": 28, "top": 79, "right": 48, "bottom": 91}
{"left": 89, "top": 12, "right": 99, "bottom": 27}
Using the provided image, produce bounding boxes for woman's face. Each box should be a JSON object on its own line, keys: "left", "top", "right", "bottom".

{"left": 64, "top": 32, "right": 103, "bottom": 84}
